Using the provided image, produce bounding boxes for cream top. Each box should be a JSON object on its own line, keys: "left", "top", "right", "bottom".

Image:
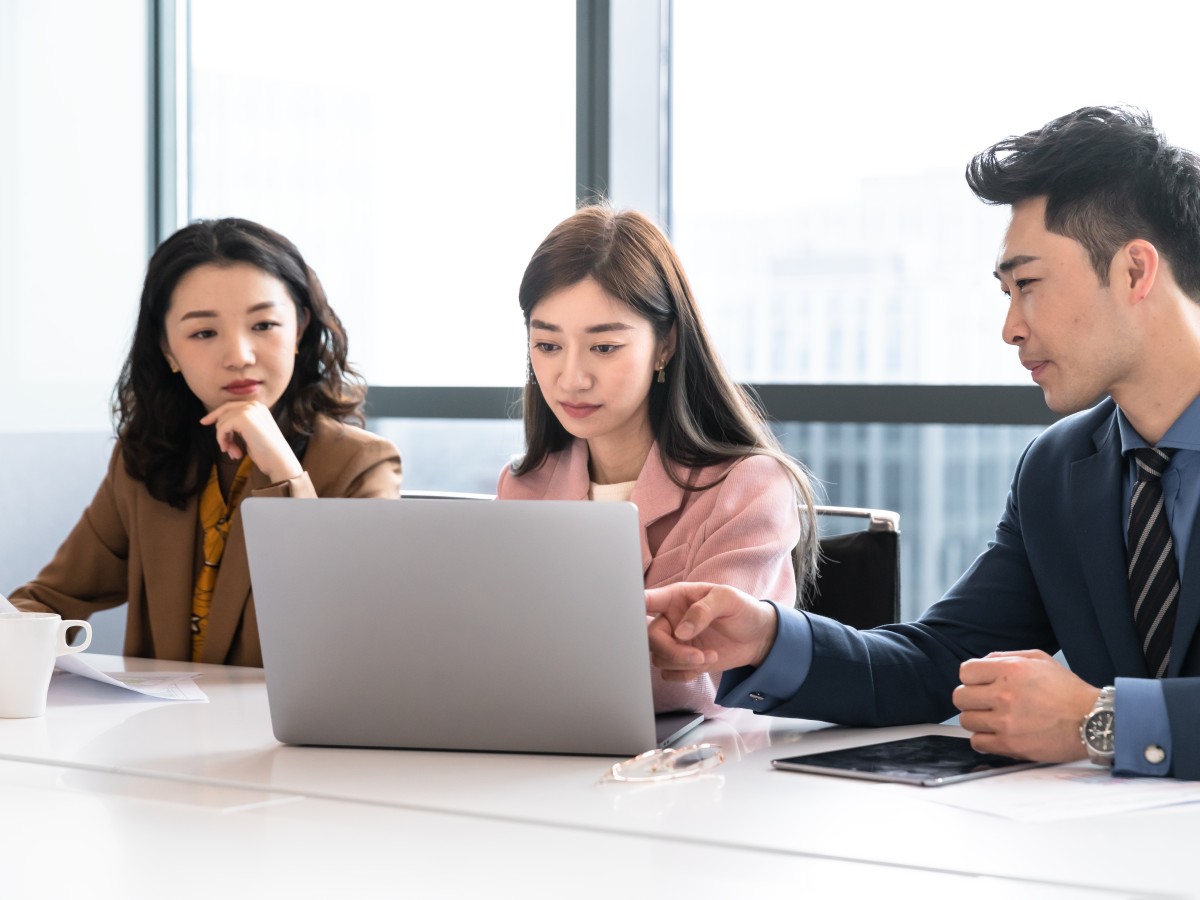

{"left": 588, "top": 480, "right": 636, "bottom": 502}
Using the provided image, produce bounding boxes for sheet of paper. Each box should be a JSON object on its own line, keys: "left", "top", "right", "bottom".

{"left": 54, "top": 653, "right": 208, "bottom": 702}
{"left": 2, "top": 594, "right": 205, "bottom": 701}
{"left": 898, "top": 762, "right": 1200, "bottom": 821}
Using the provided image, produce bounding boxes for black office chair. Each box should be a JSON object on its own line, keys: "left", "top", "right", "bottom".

{"left": 804, "top": 505, "right": 900, "bottom": 629}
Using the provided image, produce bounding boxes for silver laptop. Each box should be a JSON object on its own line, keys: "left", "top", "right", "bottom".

{"left": 241, "top": 497, "right": 702, "bottom": 756}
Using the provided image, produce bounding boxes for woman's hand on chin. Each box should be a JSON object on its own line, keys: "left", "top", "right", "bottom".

{"left": 200, "top": 400, "right": 303, "bottom": 484}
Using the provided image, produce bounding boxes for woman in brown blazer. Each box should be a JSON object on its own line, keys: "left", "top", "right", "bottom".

{"left": 9, "top": 219, "right": 402, "bottom": 665}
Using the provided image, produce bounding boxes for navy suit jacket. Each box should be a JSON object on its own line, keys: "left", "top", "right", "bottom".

{"left": 769, "top": 398, "right": 1200, "bottom": 778}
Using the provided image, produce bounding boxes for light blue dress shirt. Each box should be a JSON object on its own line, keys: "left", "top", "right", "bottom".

{"left": 719, "top": 395, "right": 1200, "bottom": 778}
{"left": 1111, "top": 397, "right": 1200, "bottom": 775}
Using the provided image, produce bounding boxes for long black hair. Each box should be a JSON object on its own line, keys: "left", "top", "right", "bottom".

{"left": 115, "top": 218, "right": 365, "bottom": 508}
{"left": 512, "top": 205, "right": 820, "bottom": 598}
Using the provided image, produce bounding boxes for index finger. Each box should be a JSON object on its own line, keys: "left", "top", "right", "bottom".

{"left": 199, "top": 400, "right": 245, "bottom": 426}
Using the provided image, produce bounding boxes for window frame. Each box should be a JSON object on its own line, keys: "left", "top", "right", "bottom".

{"left": 154, "top": 0, "right": 1057, "bottom": 430}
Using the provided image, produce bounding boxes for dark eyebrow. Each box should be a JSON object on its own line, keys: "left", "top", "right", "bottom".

{"left": 993, "top": 254, "right": 1040, "bottom": 279}
{"left": 528, "top": 319, "right": 635, "bottom": 335}
{"left": 179, "top": 300, "right": 283, "bottom": 321}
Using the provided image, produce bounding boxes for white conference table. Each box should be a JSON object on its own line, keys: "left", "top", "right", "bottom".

{"left": 2, "top": 757, "right": 1113, "bottom": 900}
{"left": 1, "top": 654, "right": 1195, "bottom": 899}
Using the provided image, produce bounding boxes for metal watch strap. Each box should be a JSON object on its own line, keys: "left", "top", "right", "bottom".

{"left": 1081, "top": 685, "right": 1116, "bottom": 766}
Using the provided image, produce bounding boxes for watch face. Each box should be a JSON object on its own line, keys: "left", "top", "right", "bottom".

{"left": 1084, "top": 710, "right": 1115, "bottom": 754}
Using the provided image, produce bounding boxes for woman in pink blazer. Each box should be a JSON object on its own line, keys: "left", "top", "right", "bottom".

{"left": 497, "top": 205, "right": 818, "bottom": 715}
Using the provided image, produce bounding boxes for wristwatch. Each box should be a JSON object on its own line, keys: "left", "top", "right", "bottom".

{"left": 1080, "top": 685, "right": 1116, "bottom": 766}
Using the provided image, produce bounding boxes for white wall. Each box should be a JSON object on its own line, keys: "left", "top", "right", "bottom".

{"left": 0, "top": 0, "right": 149, "bottom": 433}
{"left": 0, "top": 0, "right": 150, "bottom": 651}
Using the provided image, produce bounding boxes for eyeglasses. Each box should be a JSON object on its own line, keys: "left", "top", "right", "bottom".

{"left": 602, "top": 743, "right": 725, "bottom": 783}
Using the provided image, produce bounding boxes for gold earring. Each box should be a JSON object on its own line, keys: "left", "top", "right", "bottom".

{"left": 656, "top": 358, "right": 666, "bottom": 384}
{"left": 294, "top": 347, "right": 300, "bottom": 356}
{"left": 169, "top": 361, "right": 179, "bottom": 374}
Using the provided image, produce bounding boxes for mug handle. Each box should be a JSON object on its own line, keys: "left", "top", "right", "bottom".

{"left": 56, "top": 620, "right": 92, "bottom": 656}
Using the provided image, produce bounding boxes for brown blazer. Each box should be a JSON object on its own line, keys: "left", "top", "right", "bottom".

{"left": 10, "top": 417, "right": 402, "bottom": 666}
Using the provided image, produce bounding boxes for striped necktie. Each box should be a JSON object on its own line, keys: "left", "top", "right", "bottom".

{"left": 1126, "top": 447, "right": 1179, "bottom": 678}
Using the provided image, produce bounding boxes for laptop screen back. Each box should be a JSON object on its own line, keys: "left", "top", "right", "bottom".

{"left": 242, "top": 497, "right": 665, "bottom": 756}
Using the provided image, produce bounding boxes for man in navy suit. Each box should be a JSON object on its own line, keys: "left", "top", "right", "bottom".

{"left": 646, "top": 106, "right": 1200, "bottom": 778}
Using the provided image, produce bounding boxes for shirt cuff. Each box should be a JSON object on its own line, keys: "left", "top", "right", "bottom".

{"left": 715, "top": 600, "right": 813, "bottom": 712}
{"left": 1113, "top": 677, "right": 1172, "bottom": 777}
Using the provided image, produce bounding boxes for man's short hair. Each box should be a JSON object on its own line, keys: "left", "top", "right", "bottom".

{"left": 966, "top": 106, "right": 1200, "bottom": 301}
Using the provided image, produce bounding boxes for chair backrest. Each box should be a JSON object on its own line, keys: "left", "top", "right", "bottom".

{"left": 803, "top": 505, "right": 900, "bottom": 629}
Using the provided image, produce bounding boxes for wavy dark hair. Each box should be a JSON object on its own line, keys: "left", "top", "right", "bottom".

{"left": 966, "top": 105, "right": 1200, "bottom": 301}
{"left": 115, "top": 218, "right": 366, "bottom": 508}
{"left": 511, "top": 205, "right": 820, "bottom": 599}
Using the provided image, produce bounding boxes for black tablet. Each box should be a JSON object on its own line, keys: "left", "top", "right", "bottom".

{"left": 771, "top": 734, "right": 1049, "bottom": 786}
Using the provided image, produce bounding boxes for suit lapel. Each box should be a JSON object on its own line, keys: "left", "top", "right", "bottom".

{"left": 201, "top": 512, "right": 252, "bottom": 663}
{"left": 541, "top": 440, "right": 592, "bottom": 500}
{"left": 1170, "top": 495, "right": 1200, "bottom": 677}
{"left": 630, "top": 446, "right": 685, "bottom": 574}
{"left": 1070, "top": 412, "right": 1148, "bottom": 677}
{"left": 140, "top": 492, "right": 200, "bottom": 662}
{"left": 197, "top": 467, "right": 268, "bottom": 664}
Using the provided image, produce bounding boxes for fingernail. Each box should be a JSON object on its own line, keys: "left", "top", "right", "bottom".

{"left": 676, "top": 622, "right": 694, "bottom": 640}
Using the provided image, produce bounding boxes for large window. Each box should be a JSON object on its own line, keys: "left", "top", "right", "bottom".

{"left": 9, "top": 1, "right": 1200, "bottom": 637}
{"left": 671, "top": 0, "right": 1200, "bottom": 385}
{"left": 177, "top": 2, "right": 1200, "bottom": 615}
{"left": 189, "top": 0, "right": 576, "bottom": 388}
{"left": 670, "top": 0, "right": 1200, "bottom": 610}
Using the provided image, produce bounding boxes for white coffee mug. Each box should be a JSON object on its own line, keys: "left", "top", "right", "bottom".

{"left": 0, "top": 612, "right": 92, "bottom": 718}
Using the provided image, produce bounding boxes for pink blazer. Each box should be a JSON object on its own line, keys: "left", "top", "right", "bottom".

{"left": 497, "top": 439, "right": 801, "bottom": 715}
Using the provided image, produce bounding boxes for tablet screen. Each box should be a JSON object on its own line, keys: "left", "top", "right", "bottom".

{"left": 771, "top": 734, "right": 1049, "bottom": 786}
